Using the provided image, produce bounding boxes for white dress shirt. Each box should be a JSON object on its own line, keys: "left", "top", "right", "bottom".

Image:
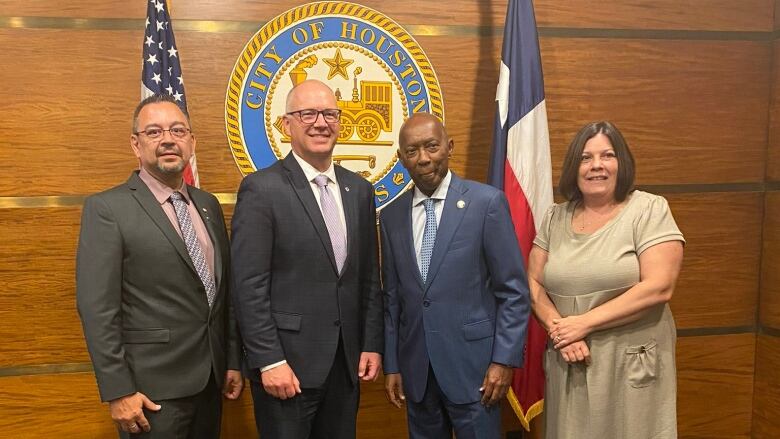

{"left": 262, "top": 152, "right": 348, "bottom": 373}
{"left": 411, "top": 170, "right": 451, "bottom": 268}
{"left": 292, "top": 151, "right": 347, "bottom": 237}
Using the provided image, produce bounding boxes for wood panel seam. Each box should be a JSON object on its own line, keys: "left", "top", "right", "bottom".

{"left": 0, "top": 362, "right": 93, "bottom": 377}
{"left": 541, "top": 27, "right": 771, "bottom": 41}
{"left": 2, "top": 326, "right": 776, "bottom": 378}
{"left": 0, "top": 16, "right": 774, "bottom": 40}
{"left": 677, "top": 326, "right": 756, "bottom": 337}
{"left": 759, "top": 325, "right": 780, "bottom": 337}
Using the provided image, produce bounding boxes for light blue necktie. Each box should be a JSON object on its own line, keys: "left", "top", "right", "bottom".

{"left": 420, "top": 198, "right": 437, "bottom": 283}
{"left": 170, "top": 191, "right": 216, "bottom": 307}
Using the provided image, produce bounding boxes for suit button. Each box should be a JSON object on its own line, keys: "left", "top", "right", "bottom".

{"left": 423, "top": 300, "right": 430, "bottom": 307}
{"left": 334, "top": 319, "right": 341, "bottom": 326}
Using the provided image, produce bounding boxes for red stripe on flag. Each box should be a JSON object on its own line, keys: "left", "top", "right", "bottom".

{"left": 503, "top": 161, "right": 534, "bottom": 260}
{"left": 503, "top": 160, "right": 546, "bottom": 430}
{"left": 182, "top": 163, "right": 195, "bottom": 186}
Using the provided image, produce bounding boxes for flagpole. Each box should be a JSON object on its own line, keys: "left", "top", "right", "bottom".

{"left": 488, "top": 0, "right": 553, "bottom": 435}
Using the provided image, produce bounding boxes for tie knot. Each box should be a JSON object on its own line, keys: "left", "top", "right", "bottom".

{"left": 423, "top": 198, "right": 435, "bottom": 212}
{"left": 170, "top": 191, "right": 185, "bottom": 203}
{"left": 314, "top": 174, "right": 329, "bottom": 188}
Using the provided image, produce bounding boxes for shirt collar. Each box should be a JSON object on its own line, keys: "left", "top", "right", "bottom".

{"left": 138, "top": 167, "right": 190, "bottom": 205}
{"left": 412, "top": 170, "right": 451, "bottom": 207}
{"left": 292, "top": 151, "right": 337, "bottom": 185}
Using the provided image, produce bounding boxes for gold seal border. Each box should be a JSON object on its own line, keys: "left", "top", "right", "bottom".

{"left": 265, "top": 41, "right": 407, "bottom": 184}
{"left": 225, "top": 1, "right": 445, "bottom": 176}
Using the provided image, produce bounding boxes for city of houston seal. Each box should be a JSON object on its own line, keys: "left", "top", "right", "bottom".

{"left": 225, "top": 1, "right": 444, "bottom": 209}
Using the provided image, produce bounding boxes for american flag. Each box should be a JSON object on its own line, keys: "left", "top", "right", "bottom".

{"left": 141, "top": 0, "right": 199, "bottom": 187}
{"left": 487, "top": 0, "right": 552, "bottom": 431}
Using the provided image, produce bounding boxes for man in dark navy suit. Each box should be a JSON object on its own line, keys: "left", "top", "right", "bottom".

{"left": 231, "top": 80, "right": 383, "bottom": 439}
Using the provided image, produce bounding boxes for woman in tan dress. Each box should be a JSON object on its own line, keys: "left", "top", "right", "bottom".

{"left": 529, "top": 121, "right": 685, "bottom": 439}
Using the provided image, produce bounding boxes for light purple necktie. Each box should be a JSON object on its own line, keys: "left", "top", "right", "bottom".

{"left": 314, "top": 175, "right": 347, "bottom": 273}
{"left": 169, "top": 191, "right": 216, "bottom": 307}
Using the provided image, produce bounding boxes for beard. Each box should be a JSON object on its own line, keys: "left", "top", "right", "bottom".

{"left": 155, "top": 144, "right": 187, "bottom": 175}
{"left": 156, "top": 157, "right": 186, "bottom": 175}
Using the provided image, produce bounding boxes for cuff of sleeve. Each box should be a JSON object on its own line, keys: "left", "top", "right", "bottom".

{"left": 260, "top": 360, "right": 287, "bottom": 372}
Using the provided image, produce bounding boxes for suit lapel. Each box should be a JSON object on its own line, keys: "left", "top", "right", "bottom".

{"left": 335, "top": 166, "right": 357, "bottom": 277}
{"left": 282, "top": 154, "right": 339, "bottom": 274}
{"left": 127, "top": 172, "right": 198, "bottom": 276}
{"left": 189, "top": 189, "right": 223, "bottom": 290}
{"left": 425, "top": 174, "right": 469, "bottom": 292}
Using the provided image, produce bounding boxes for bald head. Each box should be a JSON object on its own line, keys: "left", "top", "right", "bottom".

{"left": 282, "top": 79, "right": 340, "bottom": 172}
{"left": 399, "top": 113, "right": 447, "bottom": 146}
{"left": 286, "top": 79, "right": 337, "bottom": 113}
{"left": 397, "top": 113, "right": 453, "bottom": 196}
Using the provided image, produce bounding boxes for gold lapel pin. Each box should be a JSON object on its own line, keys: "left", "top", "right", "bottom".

{"left": 457, "top": 200, "right": 465, "bottom": 209}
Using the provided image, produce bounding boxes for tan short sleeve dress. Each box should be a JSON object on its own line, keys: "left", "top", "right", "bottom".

{"left": 534, "top": 190, "right": 685, "bottom": 439}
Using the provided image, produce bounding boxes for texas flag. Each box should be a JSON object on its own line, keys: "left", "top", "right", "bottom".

{"left": 487, "top": 0, "right": 553, "bottom": 431}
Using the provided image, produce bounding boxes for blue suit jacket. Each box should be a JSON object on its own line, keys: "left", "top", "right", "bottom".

{"left": 380, "top": 173, "right": 530, "bottom": 404}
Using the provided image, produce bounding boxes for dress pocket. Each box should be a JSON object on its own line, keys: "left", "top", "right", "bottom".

{"left": 625, "top": 339, "right": 658, "bottom": 388}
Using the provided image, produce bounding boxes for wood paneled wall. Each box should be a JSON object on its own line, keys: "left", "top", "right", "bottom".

{"left": 0, "top": 0, "right": 776, "bottom": 437}
{"left": 753, "top": 4, "right": 780, "bottom": 434}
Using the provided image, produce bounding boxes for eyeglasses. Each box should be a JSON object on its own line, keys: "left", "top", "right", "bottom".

{"left": 134, "top": 126, "right": 192, "bottom": 140}
{"left": 286, "top": 108, "right": 341, "bottom": 124}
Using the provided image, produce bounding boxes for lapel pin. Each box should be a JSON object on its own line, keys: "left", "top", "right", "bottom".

{"left": 457, "top": 200, "right": 465, "bottom": 209}
{"left": 345, "top": 186, "right": 350, "bottom": 192}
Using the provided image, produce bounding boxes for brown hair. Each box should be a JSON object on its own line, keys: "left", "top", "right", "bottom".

{"left": 558, "top": 121, "right": 635, "bottom": 202}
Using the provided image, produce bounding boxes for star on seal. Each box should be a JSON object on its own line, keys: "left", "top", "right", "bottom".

{"left": 323, "top": 48, "right": 354, "bottom": 80}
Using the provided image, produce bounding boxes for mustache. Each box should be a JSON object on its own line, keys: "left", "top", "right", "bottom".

{"left": 156, "top": 146, "right": 182, "bottom": 157}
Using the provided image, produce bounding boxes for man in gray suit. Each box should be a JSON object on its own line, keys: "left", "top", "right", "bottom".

{"left": 231, "top": 79, "right": 383, "bottom": 438}
{"left": 76, "top": 94, "right": 243, "bottom": 438}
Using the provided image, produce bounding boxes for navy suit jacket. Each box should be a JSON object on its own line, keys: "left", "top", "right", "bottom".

{"left": 380, "top": 173, "right": 530, "bottom": 404}
{"left": 231, "top": 153, "right": 383, "bottom": 388}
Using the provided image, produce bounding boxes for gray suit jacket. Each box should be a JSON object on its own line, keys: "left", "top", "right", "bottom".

{"left": 76, "top": 171, "right": 241, "bottom": 402}
{"left": 231, "top": 153, "right": 383, "bottom": 387}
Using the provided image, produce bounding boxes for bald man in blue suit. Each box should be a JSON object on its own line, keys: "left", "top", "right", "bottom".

{"left": 381, "top": 113, "right": 530, "bottom": 438}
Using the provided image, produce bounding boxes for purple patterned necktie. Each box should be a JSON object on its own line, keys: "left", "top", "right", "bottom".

{"left": 314, "top": 175, "right": 347, "bottom": 273}
{"left": 169, "top": 191, "right": 216, "bottom": 307}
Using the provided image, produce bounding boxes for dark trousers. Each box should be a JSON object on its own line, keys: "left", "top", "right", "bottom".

{"left": 119, "top": 372, "right": 222, "bottom": 439}
{"left": 251, "top": 337, "right": 360, "bottom": 439}
{"left": 406, "top": 366, "right": 501, "bottom": 439}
